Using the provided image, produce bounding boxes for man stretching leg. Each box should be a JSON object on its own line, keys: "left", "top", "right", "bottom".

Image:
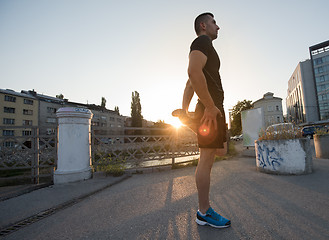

{"left": 182, "top": 12, "right": 231, "bottom": 228}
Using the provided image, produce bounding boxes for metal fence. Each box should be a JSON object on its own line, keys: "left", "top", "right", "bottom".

{"left": 91, "top": 126, "right": 199, "bottom": 170}
{"left": 0, "top": 126, "right": 57, "bottom": 185}
{"left": 0, "top": 125, "right": 198, "bottom": 186}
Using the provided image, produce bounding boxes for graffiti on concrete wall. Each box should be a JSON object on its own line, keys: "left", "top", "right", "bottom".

{"left": 257, "top": 143, "right": 284, "bottom": 170}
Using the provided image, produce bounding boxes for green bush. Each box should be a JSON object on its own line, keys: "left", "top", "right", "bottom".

{"left": 258, "top": 127, "right": 302, "bottom": 140}
{"left": 228, "top": 141, "right": 237, "bottom": 156}
{"left": 314, "top": 127, "right": 329, "bottom": 136}
{"left": 96, "top": 155, "right": 126, "bottom": 177}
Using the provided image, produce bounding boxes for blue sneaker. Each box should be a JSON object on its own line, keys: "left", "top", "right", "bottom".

{"left": 196, "top": 207, "right": 231, "bottom": 228}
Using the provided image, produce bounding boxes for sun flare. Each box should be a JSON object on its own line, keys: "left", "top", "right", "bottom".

{"left": 169, "top": 118, "right": 183, "bottom": 129}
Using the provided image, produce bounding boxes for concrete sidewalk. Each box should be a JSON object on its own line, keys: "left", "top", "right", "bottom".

{"left": 0, "top": 153, "right": 328, "bottom": 239}
{"left": 0, "top": 172, "right": 131, "bottom": 236}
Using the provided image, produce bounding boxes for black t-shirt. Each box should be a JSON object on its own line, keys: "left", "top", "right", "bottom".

{"left": 190, "top": 35, "right": 224, "bottom": 107}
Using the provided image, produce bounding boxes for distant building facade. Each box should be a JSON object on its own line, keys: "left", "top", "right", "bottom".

{"left": 0, "top": 89, "right": 38, "bottom": 139}
{"left": 310, "top": 40, "right": 329, "bottom": 121}
{"left": 286, "top": 40, "right": 329, "bottom": 124}
{"left": 1, "top": 89, "right": 126, "bottom": 139}
{"left": 21, "top": 90, "right": 65, "bottom": 135}
{"left": 22, "top": 90, "right": 126, "bottom": 136}
{"left": 286, "top": 60, "right": 319, "bottom": 124}
{"left": 253, "top": 92, "right": 283, "bottom": 127}
{"left": 86, "top": 104, "right": 125, "bottom": 136}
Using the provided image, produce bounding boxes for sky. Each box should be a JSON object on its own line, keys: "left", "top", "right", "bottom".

{"left": 1, "top": 0, "right": 329, "bottom": 126}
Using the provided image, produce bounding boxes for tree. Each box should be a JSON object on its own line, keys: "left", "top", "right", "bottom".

{"left": 101, "top": 97, "right": 106, "bottom": 108}
{"left": 114, "top": 106, "right": 120, "bottom": 115}
{"left": 230, "top": 100, "right": 253, "bottom": 136}
{"left": 56, "top": 94, "right": 64, "bottom": 99}
{"left": 153, "top": 120, "right": 170, "bottom": 128}
{"left": 131, "top": 91, "right": 143, "bottom": 127}
{"left": 152, "top": 120, "right": 171, "bottom": 135}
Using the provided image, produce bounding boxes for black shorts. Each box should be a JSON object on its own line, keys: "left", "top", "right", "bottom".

{"left": 195, "top": 101, "right": 227, "bottom": 149}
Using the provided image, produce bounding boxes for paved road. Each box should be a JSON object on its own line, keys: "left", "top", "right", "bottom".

{"left": 2, "top": 145, "right": 329, "bottom": 239}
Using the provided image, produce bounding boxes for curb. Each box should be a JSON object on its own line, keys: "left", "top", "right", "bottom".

{"left": 0, "top": 183, "right": 52, "bottom": 202}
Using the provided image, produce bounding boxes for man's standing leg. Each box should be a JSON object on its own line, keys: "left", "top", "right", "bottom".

{"left": 195, "top": 148, "right": 231, "bottom": 228}
{"left": 195, "top": 148, "right": 216, "bottom": 214}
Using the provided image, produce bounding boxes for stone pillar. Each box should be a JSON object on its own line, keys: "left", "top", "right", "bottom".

{"left": 314, "top": 134, "right": 329, "bottom": 159}
{"left": 54, "top": 107, "right": 93, "bottom": 184}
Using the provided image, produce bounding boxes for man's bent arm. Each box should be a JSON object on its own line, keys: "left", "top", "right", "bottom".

{"left": 188, "top": 51, "right": 215, "bottom": 108}
{"left": 182, "top": 79, "right": 194, "bottom": 113}
{"left": 188, "top": 50, "right": 221, "bottom": 128}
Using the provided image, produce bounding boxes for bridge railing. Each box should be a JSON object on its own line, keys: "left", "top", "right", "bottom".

{"left": 0, "top": 125, "right": 198, "bottom": 185}
{"left": 0, "top": 126, "right": 57, "bottom": 185}
{"left": 91, "top": 126, "right": 199, "bottom": 170}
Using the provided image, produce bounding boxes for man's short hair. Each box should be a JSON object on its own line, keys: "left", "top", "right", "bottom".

{"left": 194, "top": 12, "right": 214, "bottom": 35}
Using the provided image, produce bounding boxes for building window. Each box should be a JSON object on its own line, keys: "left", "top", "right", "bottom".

{"left": 313, "top": 57, "right": 323, "bottom": 66}
{"left": 317, "top": 67, "right": 324, "bottom": 74}
{"left": 3, "top": 118, "right": 15, "bottom": 125}
{"left": 324, "top": 103, "right": 329, "bottom": 110}
{"left": 46, "top": 118, "right": 56, "bottom": 123}
{"left": 4, "top": 107, "right": 15, "bottom": 113}
{"left": 92, "top": 122, "right": 100, "bottom": 126}
{"left": 317, "top": 85, "right": 326, "bottom": 93}
{"left": 23, "top": 120, "right": 32, "bottom": 126}
{"left": 4, "top": 95, "right": 16, "bottom": 102}
{"left": 23, "top": 109, "right": 33, "bottom": 115}
{"left": 3, "top": 130, "right": 14, "bottom": 136}
{"left": 46, "top": 128, "right": 55, "bottom": 135}
{"left": 109, "top": 117, "right": 115, "bottom": 121}
{"left": 316, "top": 75, "right": 327, "bottom": 83}
{"left": 24, "top": 99, "right": 34, "bottom": 105}
{"left": 276, "top": 105, "right": 279, "bottom": 111}
{"left": 22, "top": 130, "right": 32, "bottom": 136}
{"left": 319, "top": 94, "right": 328, "bottom": 101}
{"left": 47, "top": 107, "right": 57, "bottom": 113}
{"left": 325, "top": 75, "right": 329, "bottom": 81}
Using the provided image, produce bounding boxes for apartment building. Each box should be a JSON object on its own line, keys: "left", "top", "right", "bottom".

{"left": 87, "top": 104, "right": 125, "bottom": 136}
{"left": 125, "top": 117, "right": 154, "bottom": 128}
{"left": 286, "top": 60, "right": 319, "bottom": 124}
{"left": 253, "top": 92, "right": 283, "bottom": 127}
{"left": 20, "top": 90, "right": 126, "bottom": 137}
{"left": 310, "top": 40, "right": 329, "bottom": 121}
{"left": 0, "top": 89, "right": 38, "bottom": 140}
{"left": 286, "top": 40, "right": 329, "bottom": 124}
{"left": 22, "top": 90, "right": 65, "bottom": 135}
{"left": 2, "top": 89, "right": 127, "bottom": 140}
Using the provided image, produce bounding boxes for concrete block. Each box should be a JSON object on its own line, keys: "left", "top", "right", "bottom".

{"left": 255, "top": 138, "right": 312, "bottom": 175}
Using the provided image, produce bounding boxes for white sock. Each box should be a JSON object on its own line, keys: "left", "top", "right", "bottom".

{"left": 198, "top": 210, "right": 206, "bottom": 216}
